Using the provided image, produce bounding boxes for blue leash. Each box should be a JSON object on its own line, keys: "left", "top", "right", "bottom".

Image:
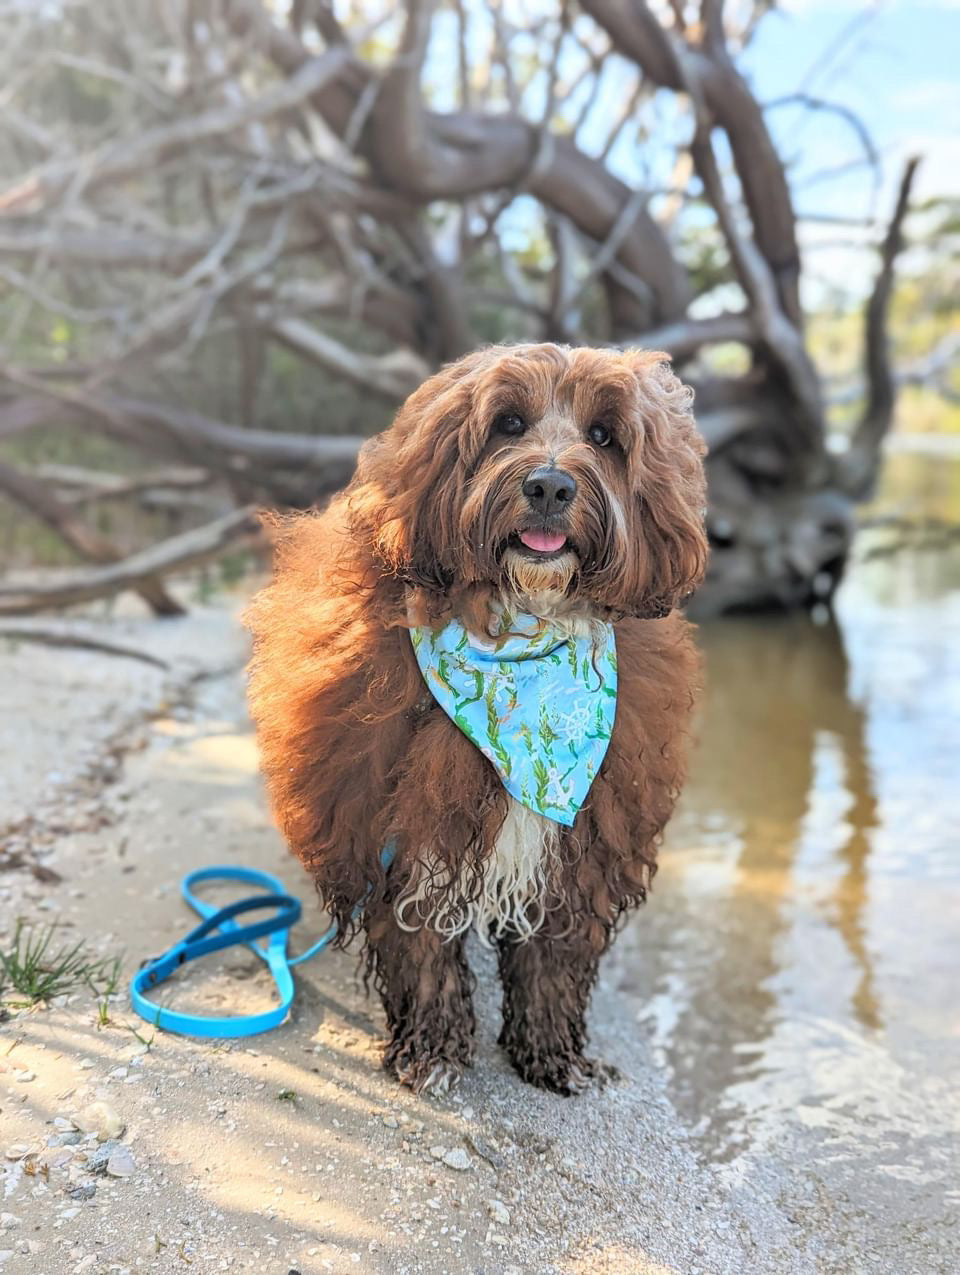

{"left": 130, "top": 852, "right": 393, "bottom": 1040}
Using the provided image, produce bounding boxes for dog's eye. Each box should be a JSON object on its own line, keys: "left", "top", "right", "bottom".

{"left": 494, "top": 412, "right": 526, "bottom": 437}
{"left": 588, "top": 422, "right": 612, "bottom": 447}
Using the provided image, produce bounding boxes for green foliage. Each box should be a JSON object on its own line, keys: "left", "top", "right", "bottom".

{"left": 895, "top": 385, "right": 960, "bottom": 436}
{"left": 0, "top": 920, "right": 122, "bottom": 1007}
{"left": 219, "top": 550, "right": 254, "bottom": 587}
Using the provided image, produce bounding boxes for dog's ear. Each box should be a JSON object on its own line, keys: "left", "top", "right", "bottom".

{"left": 626, "top": 351, "right": 708, "bottom": 619}
{"left": 352, "top": 362, "right": 477, "bottom": 592}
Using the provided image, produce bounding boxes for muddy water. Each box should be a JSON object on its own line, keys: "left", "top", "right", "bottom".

{"left": 615, "top": 451, "right": 960, "bottom": 1212}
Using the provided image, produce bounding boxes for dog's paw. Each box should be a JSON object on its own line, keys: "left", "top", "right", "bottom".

{"left": 386, "top": 1048, "right": 463, "bottom": 1096}
{"left": 509, "top": 1051, "right": 598, "bottom": 1097}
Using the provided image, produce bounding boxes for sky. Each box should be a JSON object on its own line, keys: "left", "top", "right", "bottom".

{"left": 739, "top": 0, "right": 959, "bottom": 297}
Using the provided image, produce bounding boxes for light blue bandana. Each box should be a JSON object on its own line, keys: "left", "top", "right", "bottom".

{"left": 410, "top": 612, "right": 617, "bottom": 827}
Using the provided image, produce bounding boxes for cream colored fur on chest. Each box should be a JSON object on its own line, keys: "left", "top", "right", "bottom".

{"left": 394, "top": 796, "right": 561, "bottom": 943}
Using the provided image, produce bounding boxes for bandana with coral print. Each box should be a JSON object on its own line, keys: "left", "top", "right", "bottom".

{"left": 409, "top": 610, "right": 618, "bottom": 827}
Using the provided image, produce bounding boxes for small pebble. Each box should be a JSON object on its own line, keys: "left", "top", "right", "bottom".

{"left": 441, "top": 1148, "right": 473, "bottom": 1172}
{"left": 487, "top": 1199, "right": 511, "bottom": 1226}
{"left": 106, "top": 1146, "right": 135, "bottom": 1178}
{"left": 81, "top": 1141, "right": 119, "bottom": 1175}
{"left": 75, "top": 1101, "right": 125, "bottom": 1142}
{"left": 14, "top": 1073, "right": 35, "bottom": 1084}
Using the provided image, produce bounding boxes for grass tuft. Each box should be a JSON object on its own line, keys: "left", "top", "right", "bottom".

{"left": 0, "top": 920, "right": 122, "bottom": 1007}
{"left": 127, "top": 1022, "right": 156, "bottom": 1050}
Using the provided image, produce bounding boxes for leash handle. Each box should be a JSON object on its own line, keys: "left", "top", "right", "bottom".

{"left": 130, "top": 850, "right": 395, "bottom": 1039}
{"left": 130, "top": 869, "right": 302, "bottom": 1039}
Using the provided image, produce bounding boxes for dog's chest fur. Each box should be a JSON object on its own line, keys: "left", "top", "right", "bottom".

{"left": 471, "top": 797, "right": 561, "bottom": 940}
{"left": 395, "top": 796, "right": 561, "bottom": 943}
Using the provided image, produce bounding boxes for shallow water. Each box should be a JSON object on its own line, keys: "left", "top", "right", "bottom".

{"left": 616, "top": 451, "right": 960, "bottom": 1206}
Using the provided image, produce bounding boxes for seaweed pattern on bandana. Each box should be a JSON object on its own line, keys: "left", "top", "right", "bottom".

{"left": 410, "top": 611, "right": 617, "bottom": 826}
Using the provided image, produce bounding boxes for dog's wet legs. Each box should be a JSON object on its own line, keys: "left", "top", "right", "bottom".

{"left": 496, "top": 926, "right": 601, "bottom": 1095}
{"left": 364, "top": 903, "right": 476, "bottom": 1094}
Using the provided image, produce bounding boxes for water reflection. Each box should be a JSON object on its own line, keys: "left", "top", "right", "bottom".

{"left": 616, "top": 613, "right": 881, "bottom": 1159}
{"left": 614, "top": 453, "right": 960, "bottom": 1181}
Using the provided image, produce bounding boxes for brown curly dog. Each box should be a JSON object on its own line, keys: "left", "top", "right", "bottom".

{"left": 246, "top": 342, "right": 707, "bottom": 1095}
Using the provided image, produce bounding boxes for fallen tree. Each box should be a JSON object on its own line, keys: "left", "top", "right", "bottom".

{"left": 0, "top": 0, "right": 921, "bottom": 615}
{"left": 0, "top": 507, "right": 259, "bottom": 617}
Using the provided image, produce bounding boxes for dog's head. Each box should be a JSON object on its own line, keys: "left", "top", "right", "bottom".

{"left": 353, "top": 343, "right": 707, "bottom": 620}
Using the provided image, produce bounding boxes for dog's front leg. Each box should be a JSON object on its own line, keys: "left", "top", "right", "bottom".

{"left": 364, "top": 903, "right": 476, "bottom": 1095}
{"left": 497, "top": 926, "right": 601, "bottom": 1095}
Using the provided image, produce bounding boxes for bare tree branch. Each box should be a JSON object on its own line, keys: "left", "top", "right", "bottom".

{"left": 0, "top": 459, "right": 186, "bottom": 616}
{"left": 0, "top": 228, "right": 227, "bottom": 272}
{"left": 764, "top": 93, "right": 880, "bottom": 187}
{"left": 0, "top": 373, "right": 364, "bottom": 494}
{"left": 843, "top": 156, "right": 922, "bottom": 496}
{"left": 32, "top": 463, "right": 212, "bottom": 504}
{"left": 268, "top": 317, "right": 429, "bottom": 400}
{"left": 0, "top": 506, "right": 260, "bottom": 617}
{"left": 629, "top": 312, "right": 756, "bottom": 361}
{"left": 690, "top": 134, "right": 823, "bottom": 443}
{"left": 0, "top": 620, "right": 170, "bottom": 668}
{"left": 581, "top": 0, "right": 803, "bottom": 326}
{"left": 225, "top": 0, "right": 690, "bottom": 325}
{"left": 0, "top": 51, "right": 351, "bottom": 214}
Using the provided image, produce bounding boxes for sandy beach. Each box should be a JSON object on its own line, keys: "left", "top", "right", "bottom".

{"left": 1, "top": 593, "right": 955, "bottom": 1275}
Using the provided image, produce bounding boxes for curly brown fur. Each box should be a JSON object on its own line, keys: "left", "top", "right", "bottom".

{"left": 366, "top": 902, "right": 477, "bottom": 1094}
{"left": 246, "top": 342, "right": 706, "bottom": 1094}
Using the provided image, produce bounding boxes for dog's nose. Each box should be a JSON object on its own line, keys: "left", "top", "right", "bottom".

{"left": 521, "top": 466, "right": 577, "bottom": 516}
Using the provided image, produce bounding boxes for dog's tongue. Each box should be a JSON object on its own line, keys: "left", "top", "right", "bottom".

{"left": 519, "top": 529, "right": 567, "bottom": 553}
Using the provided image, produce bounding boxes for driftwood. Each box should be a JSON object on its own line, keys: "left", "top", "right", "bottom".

{"left": 0, "top": 507, "right": 260, "bottom": 617}
{"left": 33, "top": 464, "right": 211, "bottom": 504}
{"left": 843, "top": 157, "right": 923, "bottom": 497}
{"left": 0, "top": 0, "right": 925, "bottom": 616}
{"left": 0, "top": 620, "right": 170, "bottom": 668}
{"left": 0, "top": 460, "right": 185, "bottom": 616}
